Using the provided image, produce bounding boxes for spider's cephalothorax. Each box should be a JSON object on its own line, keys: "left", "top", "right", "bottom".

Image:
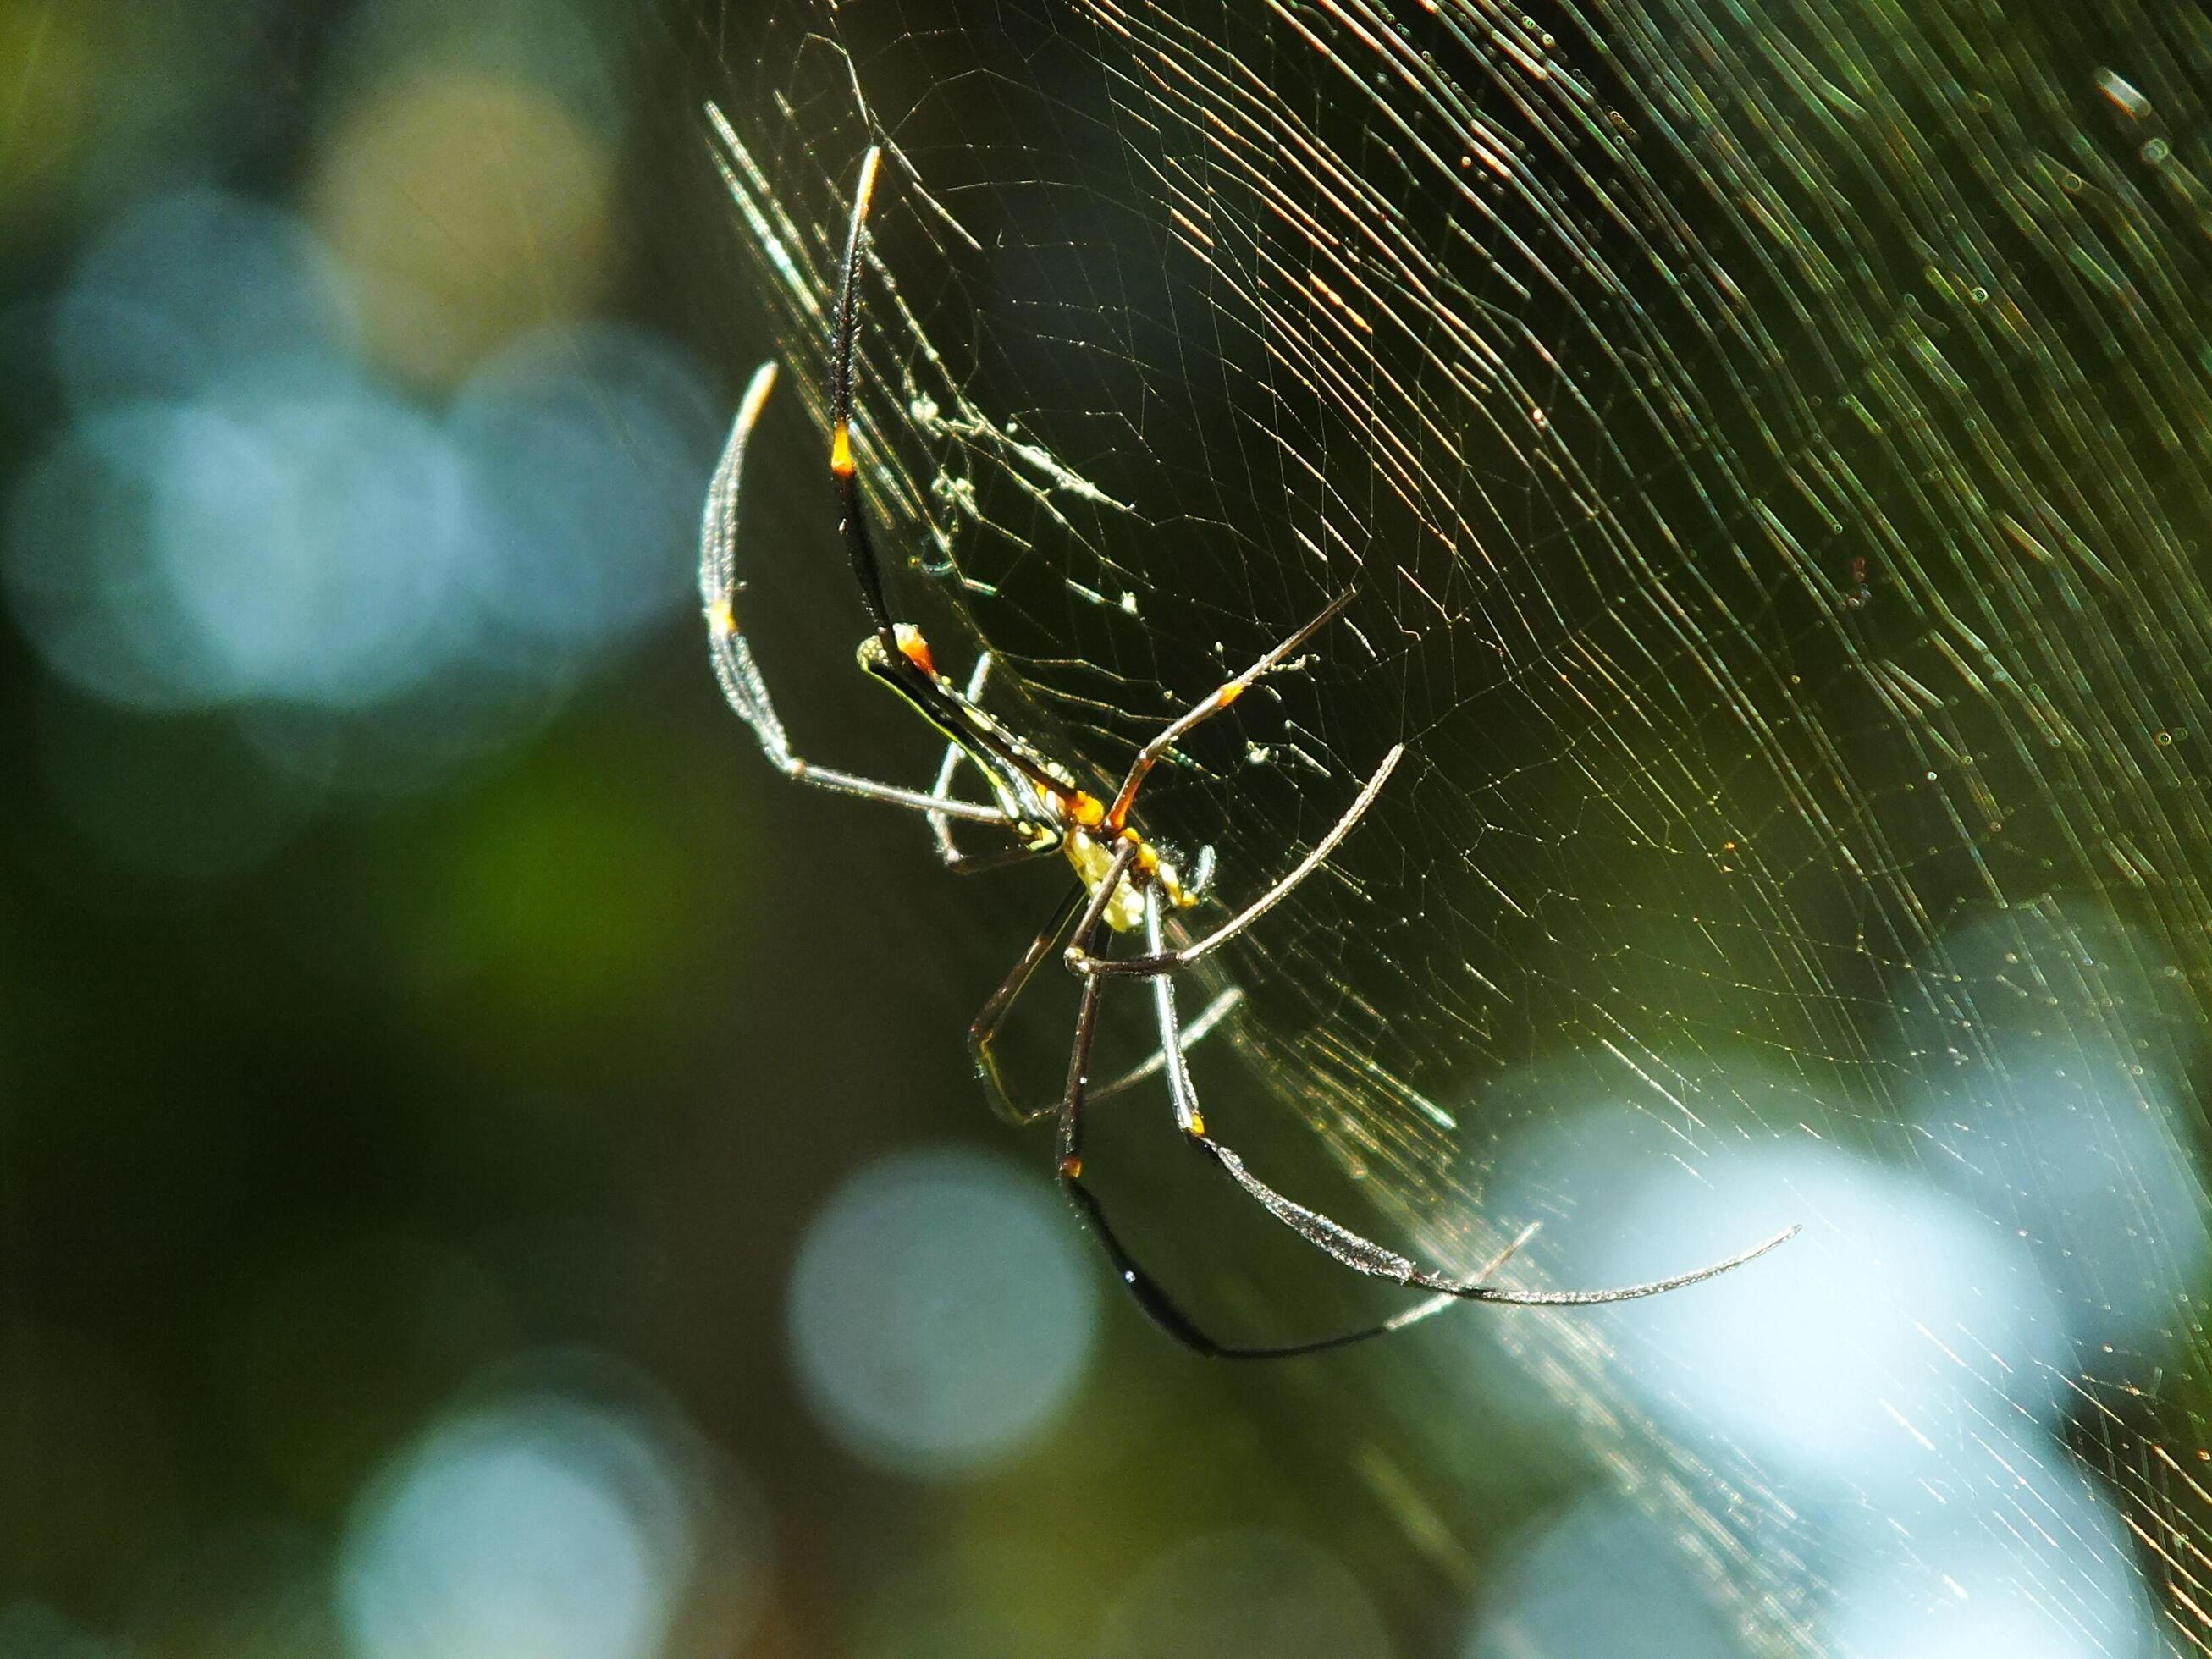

{"left": 860, "top": 622, "right": 1206, "bottom": 927}
{"left": 698, "top": 136, "right": 1797, "bottom": 1359}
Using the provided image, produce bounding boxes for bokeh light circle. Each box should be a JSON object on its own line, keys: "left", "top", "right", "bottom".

{"left": 1598, "top": 1145, "right": 2071, "bottom": 1489}
{"left": 149, "top": 383, "right": 480, "bottom": 710}
{"left": 447, "top": 320, "right": 717, "bottom": 659}
{"left": 5, "top": 404, "right": 231, "bottom": 713}
{"left": 786, "top": 1145, "right": 1099, "bottom": 1476}
{"left": 53, "top": 185, "right": 353, "bottom": 416}
{"left": 337, "top": 1389, "right": 704, "bottom": 1659}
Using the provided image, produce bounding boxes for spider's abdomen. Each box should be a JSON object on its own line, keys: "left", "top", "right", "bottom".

{"left": 1065, "top": 826, "right": 1194, "bottom": 930}
{"left": 1065, "top": 830, "right": 1146, "bottom": 931}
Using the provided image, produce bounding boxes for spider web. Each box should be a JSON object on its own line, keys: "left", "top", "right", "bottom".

{"left": 678, "top": 1, "right": 2212, "bottom": 1650}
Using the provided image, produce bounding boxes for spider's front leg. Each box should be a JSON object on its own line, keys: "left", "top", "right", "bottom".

{"left": 927, "top": 653, "right": 1014, "bottom": 871}
{"left": 1098, "top": 587, "right": 1358, "bottom": 835}
{"left": 698, "top": 361, "right": 1016, "bottom": 828}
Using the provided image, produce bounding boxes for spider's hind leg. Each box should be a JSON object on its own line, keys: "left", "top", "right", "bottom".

{"left": 971, "top": 885, "right": 1088, "bottom": 1126}
{"left": 968, "top": 875, "right": 1239, "bottom": 1126}
{"left": 1134, "top": 886, "right": 1798, "bottom": 1316}
{"left": 1051, "top": 912, "right": 1519, "bottom": 1359}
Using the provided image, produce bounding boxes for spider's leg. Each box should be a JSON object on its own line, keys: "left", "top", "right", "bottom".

{"left": 828, "top": 146, "right": 900, "bottom": 643}
{"left": 929, "top": 653, "right": 997, "bottom": 867}
{"left": 924, "top": 655, "right": 1049, "bottom": 875}
{"left": 971, "top": 891, "right": 1239, "bottom": 1121}
{"left": 698, "top": 362, "right": 1012, "bottom": 827}
{"left": 1151, "top": 866, "right": 1796, "bottom": 1304}
{"left": 1183, "top": 843, "right": 1217, "bottom": 902}
{"left": 970, "top": 885, "right": 1087, "bottom": 1126}
{"left": 969, "top": 834, "right": 1151, "bottom": 1127}
{"left": 1089, "top": 986, "right": 1242, "bottom": 1103}
{"left": 1051, "top": 912, "right": 1527, "bottom": 1359}
{"left": 1071, "top": 742, "right": 1403, "bottom": 979}
{"left": 1102, "top": 587, "right": 1355, "bottom": 832}
{"left": 1185, "top": 1124, "right": 1797, "bottom": 1306}
{"left": 1143, "top": 887, "right": 1211, "bottom": 1135}
{"left": 1099, "top": 783, "right": 1797, "bottom": 1305}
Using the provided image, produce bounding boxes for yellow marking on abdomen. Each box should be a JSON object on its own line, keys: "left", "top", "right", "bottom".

{"left": 831, "top": 422, "right": 854, "bottom": 477}
{"left": 1064, "top": 829, "right": 1145, "bottom": 932}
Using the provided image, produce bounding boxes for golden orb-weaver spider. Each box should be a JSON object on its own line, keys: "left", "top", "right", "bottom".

{"left": 700, "top": 146, "right": 1796, "bottom": 1358}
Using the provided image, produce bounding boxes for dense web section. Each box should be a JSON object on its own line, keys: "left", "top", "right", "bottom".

{"left": 689, "top": 0, "right": 2212, "bottom": 1650}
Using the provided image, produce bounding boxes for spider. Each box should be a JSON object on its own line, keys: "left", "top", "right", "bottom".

{"left": 699, "top": 145, "right": 1797, "bottom": 1358}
